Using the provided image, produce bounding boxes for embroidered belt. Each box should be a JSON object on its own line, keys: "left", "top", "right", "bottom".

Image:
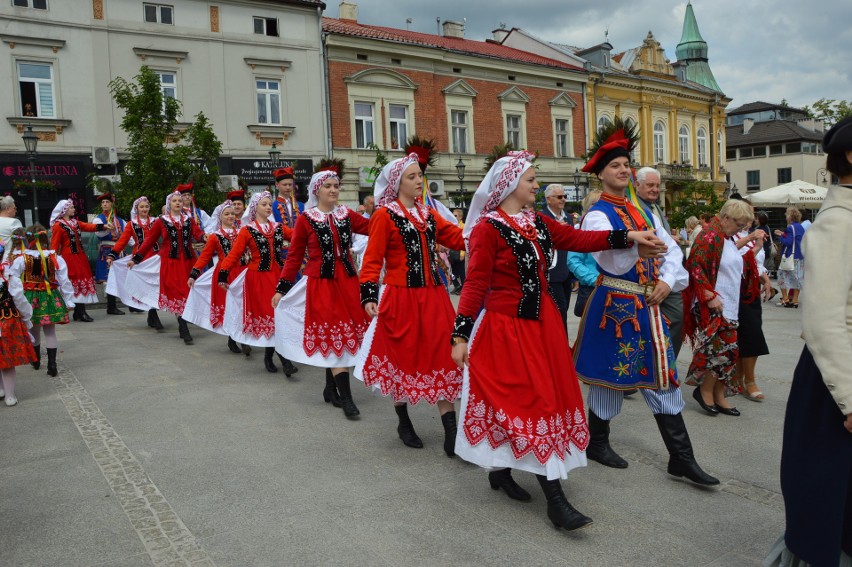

{"left": 598, "top": 275, "right": 656, "bottom": 296}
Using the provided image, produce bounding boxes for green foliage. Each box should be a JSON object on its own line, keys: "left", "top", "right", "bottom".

{"left": 108, "top": 66, "right": 223, "bottom": 216}
{"left": 668, "top": 181, "right": 722, "bottom": 230}
{"left": 802, "top": 98, "right": 852, "bottom": 127}
{"left": 365, "top": 143, "right": 388, "bottom": 189}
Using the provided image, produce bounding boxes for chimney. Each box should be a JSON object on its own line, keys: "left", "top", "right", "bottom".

{"left": 442, "top": 20, "right": 464, "bottom": 39}
{"left": 492, "top": 27, "right": 509, "bottom": 43}
{"left": 743, "top": 118, "right": 754, "bottom": 135}
{"left": 338, "top": 0, "right": 357, "bottom": 22}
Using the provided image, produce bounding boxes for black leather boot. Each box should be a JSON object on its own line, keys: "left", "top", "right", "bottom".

{"left": 177, "top": 317, "right": 193, "bottom": 345}
{"left": 46, "top": 347, "right": 58, "bottom": 377}
{"left": 395, "top": 404, "right": 423, "bottom": 448}
{"left": 227, "top": 337, "right": 241, "bottom": 353}
{"left": 31, "top": 344, "right": 41, "bottom": 370}
{"left": 279, "top": 355, "right": 298, "bottom": 377}
{"left": 586, "top": 411, "right": 628, "bottom": 469}
{"left": 653, "top": 413, "right": 720, "bottom": 486}
{"left": 147, "top": 309, "right": 164, "bottom": 330}
{"left": 128, "top": 307, "right": 144, "bottom": 313}
{"left": 536, "top": 475, "right": 593, "bottom": 531}
{"left": 333, "top": 371, "right": 360, "bottom": 419}
{"left": 488, "top": 468, "right": 532, "bottom": 502}
{"left": 78, "top": 305, "right": 93, "bottom": 322}
{"left": 264, "top": 347, "right": 278, "bottom": 373}
{"left": 323, "top": 368, "right": 342, "bottom": 407}
{"left": 240, "top": 343, "right": 252, "bottom": 356}
{"left": 440, "top": 410, "right": 457, "bottom": 457}
{"left": 106, "top": 295, "right": 125, "bottom": 315}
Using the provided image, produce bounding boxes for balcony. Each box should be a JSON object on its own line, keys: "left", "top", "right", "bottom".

{"left": 656, "top": 162, "right": 694, "bottom": 180}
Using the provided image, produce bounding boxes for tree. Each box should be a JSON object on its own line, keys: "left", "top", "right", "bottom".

{"left": 802, "top": 98, "right": 852, "bottom": 127}
{"left": 668, "top": 180, "right": 723, "bottom": 230}
{"left": 108, "top": 66, "right": 223, "bottom": 215}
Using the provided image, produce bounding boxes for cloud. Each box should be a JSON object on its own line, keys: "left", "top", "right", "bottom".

{"left": 335, "top": 0, "right": 852, "bottom": 109}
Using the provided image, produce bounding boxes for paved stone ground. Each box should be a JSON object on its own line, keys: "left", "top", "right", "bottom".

{"left": 0, "top": 292, "right": 801, "bottom": 566}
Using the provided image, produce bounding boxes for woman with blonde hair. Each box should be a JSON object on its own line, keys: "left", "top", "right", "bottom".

{"left": 774, "top": 207, "right": 804, "bottom": 308}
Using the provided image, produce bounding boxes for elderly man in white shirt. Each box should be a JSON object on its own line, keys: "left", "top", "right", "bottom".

{"left": 0, "top": 196, "right": 23, "bottom": 249}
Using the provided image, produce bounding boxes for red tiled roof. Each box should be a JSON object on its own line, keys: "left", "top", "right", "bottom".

{"left": 322, "top": 18, "right": 584, "bottom": 72}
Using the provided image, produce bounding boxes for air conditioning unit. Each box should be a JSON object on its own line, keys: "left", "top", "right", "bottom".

{"left": 92, "top": 146, "right": 118, "bottom": 165}
{"left": 428, "top": 179, "right": 445, "bottom": 196}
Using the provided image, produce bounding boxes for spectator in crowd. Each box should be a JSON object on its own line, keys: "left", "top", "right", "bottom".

{"left": 539, "top": 184, "right": 573, "bottom": 329}
{"left": 0, "top": 196, "right": 23, "bottom": 248}
{"left": 567, "top": 190, "right": 602, "bottom": 318}
{"left": 774, "top": 207, "right": 805, "bottom": 308}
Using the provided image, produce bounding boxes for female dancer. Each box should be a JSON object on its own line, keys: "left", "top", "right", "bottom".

{"left": 107, "top": 196, "right": 163, "bottom": 328}
{"left": 218, "top": 192, "right": 295, "bottom": 374}
{"left": 184, "top": 200, "right": 249, "bottom": 354}
{"left": 8, "top": 225, "right": 75, "bottom": 377}
{"left": 272, "top": 170, "right": 370, "bottom": 418}
{"left": 0, "top": 259, "right": 37, "bottom": 406}
{"left": 49, "top": 199, "right": 99, "bottom": 322}
{"left": 355, "top": 152, "right": 465, "bottom": 455}
{"left": 450, "top": 152, "right": 661, "bottom": 531}
{"left": 93, "top": 193, "right": 126, "bottom": 315}
{"left": 125, "top": 190, "right": 207, "bottom": 344}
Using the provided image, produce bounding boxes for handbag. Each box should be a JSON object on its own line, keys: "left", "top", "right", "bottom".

{"left": 778, "top": 225, "right": 796, "bottom": 271}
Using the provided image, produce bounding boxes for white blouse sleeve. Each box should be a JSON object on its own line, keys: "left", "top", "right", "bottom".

{"left": 55, "top": 255, "right": 76, "bottom": 308}
{"left": 7, "top": 274, "right": 33, "bottom": 327}
{"left": 583, "top": 210, "right": 640, "bottom": 276}
{"left": 653, "top": 214, "right": 688, "bottom": 292}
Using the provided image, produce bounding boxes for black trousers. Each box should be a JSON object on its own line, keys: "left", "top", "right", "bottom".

{"left": 549, "top": 278, "right": 572, "bottom": 332}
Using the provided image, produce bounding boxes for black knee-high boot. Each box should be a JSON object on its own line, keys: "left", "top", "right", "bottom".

{"left": 653, "top": 413, "right": 720, "bottom": 486}
{"left": 278, "top": 355, "right": 298, "bottom": 377}
{"left": 395, "top": 404, "right": 423, "bottom": 448}
{"left": 323, "top": 368, "right": 342, "bottom": 407}
{"left": 536, "top": 475, "right": 593, "bottom": 531}
{"left": 72, "top": 304, "right": 83, "bottom": 321}
{"left": 177, "top": 316, "right": 193, "bottom": 345}
{"left": 440, "top": 411, "right": 457, "bottom": 457}
{"left": 333, "top": 371, "right": 360, "bottom": 419}
{"left": 147, "top": 309, "right": 164, "bottom": 330}
{"left": 227, "top": 337, "right": 241, "bottom": 353}
{"left": 106, "top": 294, "right": 125, "bottom": 315}
{"left": 488, "top": 468, "right": 532, "bottom": 501}
{"left": 264, "top": 347, "right": 278, "bottom": 373}
{"left": 31, "top": 344, "right": 41, "bottom": 370}
{"left": 586, "top": 410, "right": 628, "bottom": 469}
{"left": 77, "top": 304, "right": 93, "bottom": 322}
{"left": 46, "top": 348, "right": 58, "bottom": 377}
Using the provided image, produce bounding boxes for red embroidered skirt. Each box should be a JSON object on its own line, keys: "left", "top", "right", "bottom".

{"left": 355, "top": 284, "right": 462, "bottom": 405}
{"left": 0, "top": 317, "right": 37, "bottom": 370}
{"left": 458, "top": 301, "right": 590, "bottom": 470}
{"left": 241, "top": 269, "right": 278, "bottom": 339}
{"left": 63, "top": 251, "right": 97, "bottom": 303}
{"left": 158, "top": 256, "right": 195, "bottom": 315}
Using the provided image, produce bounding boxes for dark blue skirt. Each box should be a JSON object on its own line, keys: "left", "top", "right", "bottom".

{"left": 780, "top": 346, "right": 852, "bottom": 566}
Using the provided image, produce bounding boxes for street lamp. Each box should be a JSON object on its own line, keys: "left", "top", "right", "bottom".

{"left": 572, "top": 168, "right": 583, "bottom": 202}
{"left": 268, "top": 142, "right": 281, "bottom": 167}
{"left": 455, "top": 157, "right": 466, "bottom": 206}
{"left": 816, "top": 168, "right": 827, "bottom": 185}
{"left": 22, "top": 126, "right": 39, "bottom": 223}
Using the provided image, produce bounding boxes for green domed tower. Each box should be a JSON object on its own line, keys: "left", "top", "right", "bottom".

{"left": 675, "top": 2, "right": 723, "bottom": 93}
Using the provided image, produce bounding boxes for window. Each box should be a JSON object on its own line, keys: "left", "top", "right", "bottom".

{"left": 256, "top": 80, "right": 281, "bottom": 125}
{"left": 802, "top": 142, "right": 820, "bottom": 154}
{"left": 769, "top": 144, "right": 783, "bottom": 155}
{"left": 12, "top": 0, "right": 47, "bottom": 8}
{"left": 354, "top": 102, "right": 374, "bottom": 148}
{"left": 717, "top": 130, "right": 723, "bottom": 165}
{"left": 144, "top": 3, "right": 173, "bottom": 24}
{"left": 746, "top": 170, "right": 760, "bottom": 192}
{"left": 739, "top": 147, "right": 753, "bottom": 158}
{"left": 253, "top": 17, "right": 279, "bottom": 37}
{"left": 678, "top": 125, "right": 690, "bottom": 163}
{"left": 388, "top": 104, "right": 408, "bottom": 150}
{"left": 555, "top": 119, "right": 570, "bottom": 158}
{"left": 506, "top": 114, "right": 522, "bottom": 147}
{"left": 726, "top": 148, "right": 737, "bottom": 160}
{"left": 451, "top": 109, "right": 468, "bottom": 153}
{"left": 597, "top": 115, "right": 612, "bottom": 132}
{"left": 154, "top": 71, "right": 177, "bottom": 102}
{"left": 786, "top": 142, "right": 802, "bottom": 154}
{"left": 625, "top": 117, "right": 638, "bottom": 163}
{"left": 356, "top": 54, "right": 368, "bottom": 61}
{"left": 753, "top": 146, "right": 767, "bottom": 157}
{"left": 653, "top": 121, "right": 665, "bottom": 163}
{"left": 777, "top": 167, "right": 792, "bottom": 184}
{"left": 697, "top": 128, "right": 708, "bottom": 167}
{"left": 391, "top": 58, "right": 402, "bottom": 65}
{"left": 18, "top": 61, "right": 55, "bottom": 118}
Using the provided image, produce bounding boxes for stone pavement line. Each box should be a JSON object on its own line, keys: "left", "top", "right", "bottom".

{"left": 614, "top": 443, "right": 785, "bottom": 510}
{"left": 50, "top": 366, "right": 216, "bottom": 567}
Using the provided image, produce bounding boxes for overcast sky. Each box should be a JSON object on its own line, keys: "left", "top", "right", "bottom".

{"left": 334, "top": 0, "right": 852, "bottom": 111}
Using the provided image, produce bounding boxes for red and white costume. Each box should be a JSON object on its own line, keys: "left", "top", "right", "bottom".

{"left": 0, "top": 266, "right": 36, "bottom": 370}
{"left": 354, "top": 153, "right": 465, "bottom": 404}
{"left": 453, "top": 153, "right": 631, "bottom": 479}
{"left": 218, "top": 192, "right": 293, "bottom": 347}
{"left": 275, "top": 171, "right": 371, "bottom": 368}
{"left": 49, "top": 200, "right": 99, "bottom": 304}
{"left": 106, "top": 197, "right": 157, "bottom": 311}
{"left": 183, "top": 201, "right": 245, "bottom": 334}
{"left": 124, "top": 193, "right": 206, "bottom": 314}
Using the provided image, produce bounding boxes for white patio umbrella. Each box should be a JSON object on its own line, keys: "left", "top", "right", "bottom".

{"left": 746, "top": 180, "right": 827, "bottom": 209}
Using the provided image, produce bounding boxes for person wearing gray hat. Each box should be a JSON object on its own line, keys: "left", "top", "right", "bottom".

{"left": 768, "top": 115, "right": 852, "bottom": 567}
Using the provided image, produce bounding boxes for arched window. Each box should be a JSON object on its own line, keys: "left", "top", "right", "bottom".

{"left": 697, "top": 127, "right": 708, "bottom": 167}
{"left": 678, "top": 125, "right": 690, "bottom": 163}
{"left": 653, "top": 121, "right": 665, "bottom": 163}
{"left": 717, "top": 130, "right": 724, "bottom": 167}
{"left": 625, "top": 117, "right": 638, "bottom": 163}
{"left": 597, "top": 114, "right": 612, "bottom": 132}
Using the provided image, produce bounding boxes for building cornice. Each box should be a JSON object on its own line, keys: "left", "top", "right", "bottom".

{"left": 1, "top": 33, "right": 66, "bottom": 53}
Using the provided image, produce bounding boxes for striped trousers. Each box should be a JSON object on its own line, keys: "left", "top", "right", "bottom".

{"left": 587, "top": 384, "right": 685, "bottom": 421}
